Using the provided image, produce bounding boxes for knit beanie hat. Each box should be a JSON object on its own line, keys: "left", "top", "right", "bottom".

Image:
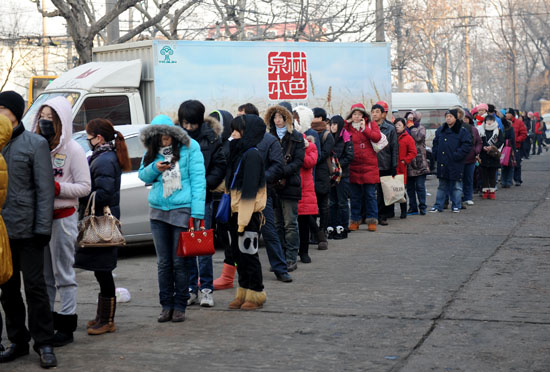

{"left": 507, "top": 108, "right": 515, "bottom": 116}
{"left": 477, "top": 103, "right": 488, "bottom": 111}
{"left": 446, "top": 109, "right": 459, "bottom": 120}
{"left": 0, "top": 91, "right": 25, "bottom": 123}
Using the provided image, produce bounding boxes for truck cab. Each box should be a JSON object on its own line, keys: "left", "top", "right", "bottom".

{"left": 22, "top": 60, "right": 145, "bottom": 131}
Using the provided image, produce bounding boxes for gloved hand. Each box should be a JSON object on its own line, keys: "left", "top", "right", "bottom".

{"left": 34, "top": 234, "right": 51, "bottom": 248}
{"left": 54, "top": 182, "right": 61, "bottom": 197}
{"left": 391, "top": 168, "right": 397, "bottom": 177}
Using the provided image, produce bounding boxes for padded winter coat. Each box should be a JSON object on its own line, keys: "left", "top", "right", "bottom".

{"left": 298, "top": 138, "right": 319, "bottom": 215}
{"left": 314, "top": 130, "right": 335, "bottom": 195}
{"left": 0, "top": 116, "right": 12, "bottom": 280}
{"left": 397, "top": 131, "right": 417, "bottom": 184}
{"left": 407, "top": 123, "right": 430, "bottom": 177}
{"left": 432, "top": 121, "right": 473, "bottom": 181}
{"left": 462, "top": 122, "right": 482, "bottom": 165}
{"left": 332, "top": 128, "right": 354, "bottom": 179}
{"left": 377, "top": 120, "right": 399, "bottom": 172}
{"left": 512, "top": 118, "right": 527, "bottom": 149}
{"left": 479, "top": 128, "right": 504, "bottom": 168}
{"left": 344, "top": 121, "right": 381, "bottom": 184}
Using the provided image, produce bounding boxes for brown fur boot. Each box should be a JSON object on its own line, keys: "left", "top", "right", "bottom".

{"left": 87, "top": 294, "right": 102, "bottom": 329}
{"left": 240, "top": 289, "right": 267, "bottom": 310}
{"left": 366, "top": 218, "right": 378, "bottom": 232}
{"left": 88, "top": 296, "right": 116, "bottom": 335}
{"left": 228, "top": 287, "right": 247, "bottom": 309}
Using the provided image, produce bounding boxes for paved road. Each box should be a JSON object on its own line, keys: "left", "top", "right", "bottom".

{"left": 3, "top": 153, "right": 550, "bottom": 371}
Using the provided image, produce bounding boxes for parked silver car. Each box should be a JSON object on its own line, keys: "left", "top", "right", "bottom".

{"left": 74, "top": 125, "right": 152, "bottom": 243}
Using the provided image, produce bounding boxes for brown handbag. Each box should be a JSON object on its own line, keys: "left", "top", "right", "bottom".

{"left": 77, "top": 192, "right": 126, "bottom": 248}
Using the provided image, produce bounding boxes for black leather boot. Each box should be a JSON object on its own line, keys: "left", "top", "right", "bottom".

{"left": 0, "top": 343, "right": 29, "bottom": 363}
{"left": 34, "top": 345, "right": 57, "bottom": 368}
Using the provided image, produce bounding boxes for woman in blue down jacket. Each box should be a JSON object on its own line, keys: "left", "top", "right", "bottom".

{"left": 138, "top": 115, "right": 206, "bottom": 324}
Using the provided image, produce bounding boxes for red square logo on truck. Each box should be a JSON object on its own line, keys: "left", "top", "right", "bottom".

{"left": 268, "top": 52, "right": 307, "bottom": 100}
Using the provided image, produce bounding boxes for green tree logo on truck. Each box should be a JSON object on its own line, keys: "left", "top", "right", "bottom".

{"left": 160, "top": 46, "right": 176, "bottom": 64}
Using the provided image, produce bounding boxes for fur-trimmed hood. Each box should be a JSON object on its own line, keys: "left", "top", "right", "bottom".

{"left": 141, "top": 115, "right": 191, "bottom": 147}
{"left": 293, "top": 105, "right": 314, "bottom": 133}
{"left": 264, "top": 105, "right": 293, "bottom": 133}
{"left": 203, "top": 116, "right": 223, "bottom": 137}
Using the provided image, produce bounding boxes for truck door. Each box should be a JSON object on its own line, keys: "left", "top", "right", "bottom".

{"left": 73, "top": 95, "right": 132, "bottom": 132}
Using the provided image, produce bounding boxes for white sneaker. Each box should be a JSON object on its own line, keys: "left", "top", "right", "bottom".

{"left": 200, "top": 289, "right": 214, "bottom": 307}
{"left": 187, "top": 290, "right": 198, "bottom": 306}
{"left": 464, "top": 200, "right": 474, "bottom": 205}
{"left": 452, "top": 208, "right": 460, "bottom": 213}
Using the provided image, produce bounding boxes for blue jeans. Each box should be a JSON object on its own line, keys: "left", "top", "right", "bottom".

{"left": 513, "top": 148, "right": 522, "bottom": 184}
{"left": 150, "top": 219, "right": 190, "bottom": 312}
{"left": 406, "top": 175, "right": 427, "bottom": 212}
{"left": 462, "top": 163, "right": 476, "bottom": 201}
{"left": 187, "top": 202, "right": 214, "bottom": 293}
{"left": 433, "top": 178, "right": 463, "bottom": 211}
{"left": 274, "top": 197, "right": 299, "bottom": 262}
{"left": 501, "top": 165, "right": 514, "bottom": 187}
{"left": 261, "top": 195, "right": 288, "bottom": 275}
{"left": 329, "top": 177, "right": 350, "bottom": 227}
{"left": 349, "top": 183, "right": 377, "bottom": 221}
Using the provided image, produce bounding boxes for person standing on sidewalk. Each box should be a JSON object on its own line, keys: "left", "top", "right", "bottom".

{"left": 139, "top": 115, "right": 206, "bottom": 323}
{"left": 394, "top": 118, "right": 417, "bottom": 218}
{"left": 500, "top": 117, "right": 516, "bottom": 188}
{"left": 404, "top": 111, "right": 430, "bottom": 215}
{"left": 372, "top": 103, "right": 398, "bottom": 225}
{"left": 0, "top": 91, "right": 57, "bottom": 368}
{"left": 460, "top": 110, "right": 482, "bottom": 205}
{"left": 508, "top": 109, "right": 527, "bottom": 186}
{"left": 267, "top": 105, "right": 305, "bottom": 272}
{"left": 178, "top": 100, "right": 226, "bottom": 308}
{"left": 430, "top": 109, "right": 472, "bottom": 213}
{"left": 32, "top": 97, "right": 91, "bottom": 347}
{"left": 226, "top": 115, "right": 267, "bottom": 310}
{"left": 328, "top": 115, "right": 354, "bottom": 239}
{"left": 478, "top": 115, "right": 504, "bottom": 200}
{"left": 345, "top": 103, "right": 381, "bottom": 232}
{"left": 76, "top": 119, "right": 131, "bottom": 335}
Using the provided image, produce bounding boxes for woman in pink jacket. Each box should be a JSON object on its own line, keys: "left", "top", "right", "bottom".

{"left": 32, "top": 97, "right": 91, "bottom": 347}
{"left": 297, "top": 134, "right": 318, "bottom": 264}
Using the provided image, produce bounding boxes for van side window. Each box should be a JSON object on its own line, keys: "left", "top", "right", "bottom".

{"left": 73, "top": 96, "right": 131, "bottom": 132}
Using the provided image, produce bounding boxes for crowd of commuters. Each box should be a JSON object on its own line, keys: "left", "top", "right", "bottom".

{"left": 0, "top": 89, "right": 545, "bottom": 368}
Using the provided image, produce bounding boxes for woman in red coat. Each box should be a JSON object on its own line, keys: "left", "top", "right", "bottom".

{"left": 394, "top": 118, "right": 417, "bottom": 218}
{"left": 344, "top": 103, "right": 381, "bottom": 232}
{"left": 297, "top": 134, "right": 318, "bottom": 263}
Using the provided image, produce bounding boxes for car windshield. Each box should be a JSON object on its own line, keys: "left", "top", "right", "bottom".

{"left": 22, "top": 92, "right": 80, "bottom": 129}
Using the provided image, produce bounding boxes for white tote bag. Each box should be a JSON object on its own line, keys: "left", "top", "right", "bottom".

{"left": 380, "top": 174, "right": 406, "bottom": 206}
{"left": 368, "top": 123, "right": 389, "bottom": 153}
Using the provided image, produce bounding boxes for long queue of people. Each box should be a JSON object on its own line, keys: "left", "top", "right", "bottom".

{"left": 0, "top": 89, "right": 543, "bottom": 369}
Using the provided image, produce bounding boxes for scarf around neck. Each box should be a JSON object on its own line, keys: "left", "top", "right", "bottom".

{"left": 276, "top": 126, "right": 287, "bottom": 139}
{"left": 89, "top": 142, "right": 114, "bottom": 164}
{"left": 479, "top": 121, "right": 499, "bottom": 147}
{"left": 159, "top": 146, "right": 182, "bottom": 198}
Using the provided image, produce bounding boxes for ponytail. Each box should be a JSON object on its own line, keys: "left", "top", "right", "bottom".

{"left": 114, "top": 131, "right": 131, "bottom": 172}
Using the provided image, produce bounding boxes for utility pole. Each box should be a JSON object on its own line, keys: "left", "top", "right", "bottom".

{"left": 376, "top": 0, "right": 385, "bottom": 42}
{"left": 464, "top": 16, "right": 472, "bottom": 108}
{"left": 445, "top": 47, "right": 449, "bottom": 92}
{"left": 42, "top": 0, "right": 48, "bottom": 74}
{"left": 106, "top": 0, "right": 120, "bottom": 44}
{"left": 395, "top": 0, "right": 404, "bottom": 91}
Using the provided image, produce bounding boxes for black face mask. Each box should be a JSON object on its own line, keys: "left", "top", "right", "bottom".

{"left": 38, "top": 119, "right": 55, "bottom": 142}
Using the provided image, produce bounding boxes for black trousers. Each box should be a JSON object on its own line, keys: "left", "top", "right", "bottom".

{"left": 229, "top": 213, "right": 263, "bottom": 292}
{"left": 377, "top": 170, "right": 394, "bottom": 219}
{"left": 315, "top": 191, "right": 330, "bottom": 231}
{"left": 481, "top": 167, "right": 497, "bottom": 189}
{"left": 298, "top": 215, "right": 312, "bottom": 256}
{"left": 0, "top": 238, "right": 54, "bottom": 347}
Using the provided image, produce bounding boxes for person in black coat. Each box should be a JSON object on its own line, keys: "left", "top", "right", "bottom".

{"left": 478, "top": 115, "right": 504, "bottom": 199}
{"left": 177, "top": 100, "right": 226, "bottom": 306}
{"left": 430, "top": 109, "right": 472, "bottom": 213}
{"left": 500, "top": 118, "right": 516, "bottom": 188}
{"left": 76, "top": 118, "right": 131, "bottom": 336}
{"left": 327, "top": 115, "right": 354, "bottom": 239}
{"left": 264, "top": 105, "right": 305, "bottom": 272}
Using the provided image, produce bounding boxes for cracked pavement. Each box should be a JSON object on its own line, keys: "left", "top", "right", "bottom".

{"left": 3, "top": 153, "right": 550, "bottom": 371}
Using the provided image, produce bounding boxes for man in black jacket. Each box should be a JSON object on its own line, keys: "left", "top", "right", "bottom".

{"left": 373, "top": 102, "right": 398, "bottom": 225}
{"left": 0, "top": 91, "right": 57, "bottom": 368}
{"left": 264, "top": 105, "right": 305, "bottom": 272}
{"left": 178, "top": 100, "right": 226, "bottom": 307}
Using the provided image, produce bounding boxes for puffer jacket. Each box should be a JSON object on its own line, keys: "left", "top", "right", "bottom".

{"left": 432, "top": 120, "right": 473, "bottom": 180}
{"left": 31, "top": 96, "right": 91, "bottom": 212}
{"left": 138, "top": 121, "right": 206, "bottom": 219}
{"left": 407, "top": 123, "right": 430, "bottom": 177}
{"left": 256, "top": 132, "right": 284, "bottom": 196}
{"left": 332, "top": 121, "right": 354, "bottom": 179}
{"left": 344, "top": 120, "right": 381, "bottom": 184}
{"left": 314, "top": 130, "right": 335, "bottom": 194}
{"left": 298, "top": 136, "right": 319, "bottom": 215}
{"left": 377, "top": 119, "right": 399, "bottom": 171}
{"left": 2, "top": 123, "right": 54, "bottom": 239}
{"left": 479, "top": 127, "right": 504, "bottom": 168}
{"left": 265, "top": 105, "right": 305, "bottom": 201}
{"left": 187, "top": 116, "right": 226, "bottom": 200}
{"left": 397, "top": 131, "right": 417, "bottom": 184}
{"left": 462, "top": 122, "right": 482, "bottom": 164}
{"left": 512, "top": 118, "right": 527, "bottom": 149}
{"left": 0, "top": 115, "right": 12, "bottom": 264}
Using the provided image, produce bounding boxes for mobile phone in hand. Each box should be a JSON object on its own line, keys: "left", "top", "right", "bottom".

{"left": 160, "top": 161, "right": 170, "bottom": 165}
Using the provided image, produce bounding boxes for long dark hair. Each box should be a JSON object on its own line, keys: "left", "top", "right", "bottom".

{"left": 142, "top": 134, "right": 183, "bottom": 167}
{"left": 35, "top": 105, "right": 62, "bottom": 150}
{"left": 86, "top": 118, "right": 131, "bottom": 172}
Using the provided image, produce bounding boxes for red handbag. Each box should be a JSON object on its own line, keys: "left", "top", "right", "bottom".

{"left": 177, "top": 218, "right": 215, "bottom": 257}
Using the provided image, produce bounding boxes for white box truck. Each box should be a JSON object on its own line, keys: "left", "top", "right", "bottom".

{"left": 23, "top": 40, "right": 392, "bottom": 130}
